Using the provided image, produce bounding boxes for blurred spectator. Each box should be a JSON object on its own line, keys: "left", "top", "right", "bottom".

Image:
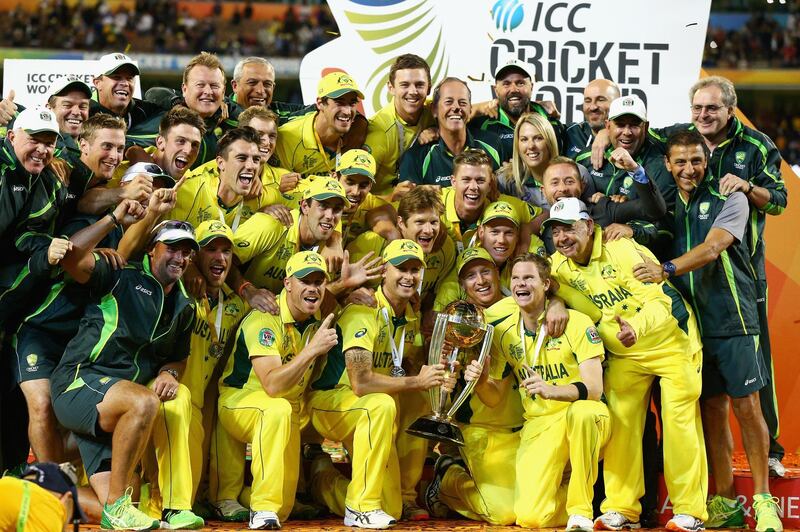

{"left": 0, "top": 0, "right": 338, "bottom": 58}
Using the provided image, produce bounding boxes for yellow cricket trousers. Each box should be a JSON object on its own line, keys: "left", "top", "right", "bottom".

{"left": 601, "top": 349, "right": 708, "bottom": 521}
{"left": 439, "top": 424, "right": 519, "bottom": 525}
{"left": 217, "top": 388, "right": 300, "bottom": 521}
{"left": 149, "top": 383, "right": 195, "bottom": 511}
{"left": 395, "top": 389, "right": 429, "bottom": 505}
{"left": 308, "top": 388, "right": 401, "bottom": 518}
{"left": 515, "top": 400, "right": 610, "bottom": 527}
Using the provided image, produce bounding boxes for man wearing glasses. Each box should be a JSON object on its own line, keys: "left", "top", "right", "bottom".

{"left": 50, "top": 212, "right": 198, "bottom": 530}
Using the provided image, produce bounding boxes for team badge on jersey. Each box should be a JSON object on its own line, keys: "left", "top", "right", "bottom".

{"left": 259, "top": 328, "right": 276, "bottom": 347}
{"left": 601, "top": 265, "right": 616, "bottom": 279}
{"left": 699, "top": 202, "right": 710, "bottom": 220}
{"left": 586, "top": 326, "right": 602, "bottom": 344}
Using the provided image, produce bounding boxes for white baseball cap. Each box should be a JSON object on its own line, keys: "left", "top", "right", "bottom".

{"left": 97, "top": 53, "right": 140, "bottom": 77}
{"left": 121, "top": 162, "right": 176, "bottom": 187}
{"left": 542, "top": 197, "right": 591, "bottom": 228}
{"left": 149, "top": 220, "right": 199, "bottom": 251}
{"left": 608, "top": 95, "right": 647, "bottom": 122}
{"left": 14, "top": 108, "right": 61, "bottom": 137}
{"left": 47, "top": 76, "right": 93, "bottom": 100}
{"left": 495, "top": 59, "right": 534, "bottom": 82}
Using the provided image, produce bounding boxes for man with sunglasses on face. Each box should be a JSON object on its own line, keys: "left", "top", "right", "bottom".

{"left": 50, "top": 213, "right": 197, "bottom": 530}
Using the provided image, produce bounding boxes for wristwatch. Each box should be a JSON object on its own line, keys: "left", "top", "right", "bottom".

{"left": 662, "top": 261, "right": 677, "bottom": 279}
{"left": 160, "top": 368, "right": 179, "bottom": 380}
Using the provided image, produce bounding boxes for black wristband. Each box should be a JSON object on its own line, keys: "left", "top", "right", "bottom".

{"left": 107, "top": 211, "right": 120, "bottom": 227}
{"left": 746, "top": 182, "right": 754, "bottom": 195}
{"left": 572, "top": 382, "right": 588, "bottom": 401}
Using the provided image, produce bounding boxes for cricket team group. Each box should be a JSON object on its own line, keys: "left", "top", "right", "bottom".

{"left": 0, "top": 47, "right": 788, "bottom": 531}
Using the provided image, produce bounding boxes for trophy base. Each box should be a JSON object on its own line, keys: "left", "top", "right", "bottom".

{"left": 405, "top": 415, "right": 464, "bottom": 446}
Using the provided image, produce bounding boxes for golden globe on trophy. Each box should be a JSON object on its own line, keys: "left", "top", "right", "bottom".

{"left": 405, "top": 300, "right": 494, "bottom": 446}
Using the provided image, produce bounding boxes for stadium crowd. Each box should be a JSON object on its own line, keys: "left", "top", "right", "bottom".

{"left": 0, "top": 43, "right": 790, "bottom": 532}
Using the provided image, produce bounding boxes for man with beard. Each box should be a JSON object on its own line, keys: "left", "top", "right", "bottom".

{"left": 364, "top": 54, "right": 436, "bottom": 199}
{"left": 128, "top": 52, "right": 242, "bottom": 170}
{"left": 90, "top": 53, "right": 164, "bottom": 130}
{"left": 631, "top": 130, "right": 781, "bottom": 532}
{"left": 308, "top": 240, "right": 447, "bottom": 529}
{"left": 400, "top": 78, "right": 505, "bottom": 188}
{"left": 274, "top": 73, "right": 365, "bottom": 177}
{"left": 564, "top": 79, "right": 621, "bottom": 158}
{"left": 49, "top": 205, "right": 198, "bottom": 531}
{"left": 547, "top": 197, "right": 707, "bottom": 532}
{"left": 576, "top": 95, "right": 676, "bottom": 208}
{"left": 77, "top": 107, "right": 205, "bottom": 215}
{"left": 217, "top": 251, "right": 337, "bottom": 530}
{"left": 146, "top": 221, "right": 248, "bottom": 529}
{"left": 470, "top": 59, "right": 565, "bottom": 158}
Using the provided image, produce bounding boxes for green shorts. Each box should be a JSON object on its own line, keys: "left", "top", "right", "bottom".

{"left": 701, "top": 335, "right": 767, "bottom": 399}
{"left": 51, "top": 372, "right": 121, "bottom": 477}
{"left": 12, "top": 328, "right": 67, "bottom": 383}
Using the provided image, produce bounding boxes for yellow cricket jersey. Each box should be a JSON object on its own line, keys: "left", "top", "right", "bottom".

{"left": 261, "top": 163, "right": 309, "bottom": 209}
{"left": 219, "top": 291, "right": 323, "bottom": 406}
{"left": 182, "top": 285, "right": 248, "bottom": 409}
{"left": 364, "top": 100, "right": 436, "bottom": 196}
{"left": 432, "top": 239, "right": 546, "bottom": 312}
{"left": 550, "top": 227, "right": 702, "bottom": 360}
{"left": 347, "top": 230, "right": 457, "bottom": 301}
{"left": 234, "top": 209, "right": 323, "bottom": 294}
{"left": 492, "top": 308, "right": 604, "bottom": 420}
{"left": 274, "top": 112, "right": 338, "bottom": 177}
{"left": 0, "top": 477, "right": 65, "bottom": 532}
{"left": 341, "top": 192, "right": 390, "bottom": 248}
{"left": 110, "top": 145, "right": 158, "bottom": 189}
{"left": 169, "top": 159, "right": 283, "bottom": 230}
{"left": 440, "top": 187, "right": 541, "bottom": 251}
{"left": 311, "top": 288, "right": 422, "bottom": 390}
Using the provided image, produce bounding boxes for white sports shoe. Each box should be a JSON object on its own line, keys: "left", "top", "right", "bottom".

{"left": 768, "top": 457, "right": 786, "bottom": 478}
{"left": 567, "top": 514, "right": 595, "bottom": 531}
{"left": 212, "top": 499, "right": 249, "bottom": 522}
{"left": 594, "top": 511, "right": 642, "bottom": 530}
{"left": 249, "top": 510, "right": 281, "bottom": 530}
{"left": 666, "top": 514, "right": 705, "bottom": 532}
{"left": 344, "top": 506, "right": 397, "bottom": 529}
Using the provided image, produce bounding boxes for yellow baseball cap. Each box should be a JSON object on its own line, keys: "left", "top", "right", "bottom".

{"left": 196, "top": 220, "right": 234, "bottom": 247}
{"left": 286, "top": 251, "right": 329, "bottom": 280}
{"left": 479, "top": 201, "right": 520, "bottom": 226}
{"left": 336, "top": 149, "right": 376, "bottom": 181}
{"left": 303, "top": 176, "right": 349, "bottom": 205}
{"left": 382, "top": 239, "right": 426, "bottom": 267}
{"left": 457, "top": 246, "right": 496, "bottom": 276}
{"left": 317, "top": 72, "right": 364, "bottom": 100}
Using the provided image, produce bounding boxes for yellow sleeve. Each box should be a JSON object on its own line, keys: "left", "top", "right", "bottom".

{"left": 274, "top": 123, "right": 297, "bottom": 171}
{"left": 340, "top": 304, "right": 379, "bottom": 353}
{"left": 364, "top": 124, "right": 389, "bottom": 170}
{"left": 233, "top": 212, "right": 284, "bottom": 264}
{"left": 257, "top": 182, "right": 284, "bottom": 208}
{"left": 564, "top": 310, "right": 605, "bottom": 364}
{"left": 168, "top": 173, "right": 203, "bottom": 222}
{"left": 345, "top": 231, "right": 385, "bottom": 262}
{"left": 527, "top": 233, "right": 547, "bottom": 257}
{"left": 609, "top": 239, "right": 673, "bottom": 340}
{"left": 241, "top": 312, "right": 282, "bottom": 359}
{"left": 432, "top": 267, "right": 460, "bottom": 312}
{"left": 555, "top": 283, "right": 602, "bottom": 323}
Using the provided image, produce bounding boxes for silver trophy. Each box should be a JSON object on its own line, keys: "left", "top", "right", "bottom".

{"left": 406, "top": 300, "right": 494, "bottom": 446}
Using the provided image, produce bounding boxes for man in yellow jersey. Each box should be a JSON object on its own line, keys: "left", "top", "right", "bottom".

{"left": 217, "top": 251, "right": 338, "bottom": 530}
{"left": 460, "top": 253, "right": 608, "bottom": 529}
{"left": 364, "top": 54, "right": 436, "bottom": 199}
{"left": 441, "top": 150, "right": 539, "bottom": 252}
{"left": 274, "top": 72, "right": 364, "bottom": 177}
{"left": 423, "top": 246, "right": 521, "bottom": 525}
{"left": 145, "top": 220, "right": 247, "bottom": 528}
{"left": 434, "top": 200, "right": 545, "bottom": 308}
{"left": 546, "top": 198, "right": 707, "bottom": 531}
{"left": 347, "top": 186, "right": 457, "bottom": 305}
{"left": 170, "top": 126, "right": 280, "bottom": 230}
{"left": 233, "top": 176, "right": 347, "bottom": 295}
{"left": 307, "top": 239, "right": 448, "bottom": 529}
{"left": 77, "top": 107, "right": 205, "bottom": 214}
{"left": 238, "top": 106, "right": 301, "bottom": 199}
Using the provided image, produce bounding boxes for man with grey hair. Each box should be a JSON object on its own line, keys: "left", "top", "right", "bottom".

{"left": 651, "top": 75, "right": 788, "bottom": 487}
{"left": 231, "top": 56, "right": 276, "bottom": 109}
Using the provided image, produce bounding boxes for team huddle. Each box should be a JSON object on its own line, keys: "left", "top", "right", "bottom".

{"left": 0, "top": 48, "right": 788, "bottom": 532}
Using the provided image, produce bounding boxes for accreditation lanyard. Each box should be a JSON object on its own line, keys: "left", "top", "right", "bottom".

{"left": 519, "top": 318, "right": 547, "bottom": 369}
{"left": 217, "top": 201, "right": 243, "bottom": 232}
{"left": 287, "top": 322, "right": 312, "bottom": 358}
{"left": 202, "top": 289, "right": 224, "bottom": 344}
{"left": 313, "top": 121, "right": 342, "bottom": 173}
{"left": 381, "top": 307, "right": 406, "bottom": 370}
{"left": 395, "top": 120, "right": 420, "bottom": 167}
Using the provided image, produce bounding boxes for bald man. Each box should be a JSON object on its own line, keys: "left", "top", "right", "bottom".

{"left": 564, "top": 79, "right": 620, "bottom": 158}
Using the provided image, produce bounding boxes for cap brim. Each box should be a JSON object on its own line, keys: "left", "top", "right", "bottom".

{"left": 458, "top": 256, "right": 494, "bottom": 275}
{"left": 197, "top": 233, "right": 233, "bottom": 247}
{"left": 339, "top": 167, "right": 375, "bottom": 181}
{"left": 52, "top": 81, "right": 93, "bottom": 99}
{"left": 157, "top": 228, "right": 200, "bottom": 250}
{"left": 23, "top": 127, "right": 61, "bottom": 138}
{"left": 151, "top": 173, "right": 176, "bottom": 188}
{"left": 291, "top": 266, "right": 329, "bottom": 280}
{"left": 324, "top": 88, "right": 364, "bottom": 100}
{"left": 104, "top": 62, "right": 140, "bottom": 76}
{"left": 496, "top": 65, "right": 532, "bottom": 80}
{"left": 309, "top": 192, "right": 349, "bottom": 205}
{"left": 387, "top": 255, "right": 426, "bottom": 267}
{"left": 481, "top": 214, "right": 519, "bottom": 227}
{"left": 609, "top": 112, "right": 647, "bottom": 122}
{"left": 542, "top": 216, "right": 585, "bottom": 228}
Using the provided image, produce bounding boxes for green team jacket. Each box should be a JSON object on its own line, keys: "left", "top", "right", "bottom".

{"left": 650, "top": 117, "right": 787, "bottom": 280}
{"left": 470, "top": 101, "right": 565, "bottom": 157}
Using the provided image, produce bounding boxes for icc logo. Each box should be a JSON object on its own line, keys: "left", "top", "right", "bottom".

{"left": 492, "top": 0, "right": 524, "bottom": 32}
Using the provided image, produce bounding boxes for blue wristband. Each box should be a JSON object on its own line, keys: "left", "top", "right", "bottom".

{"left": 629, "top": 165, "right": 649, "bottom": 184}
